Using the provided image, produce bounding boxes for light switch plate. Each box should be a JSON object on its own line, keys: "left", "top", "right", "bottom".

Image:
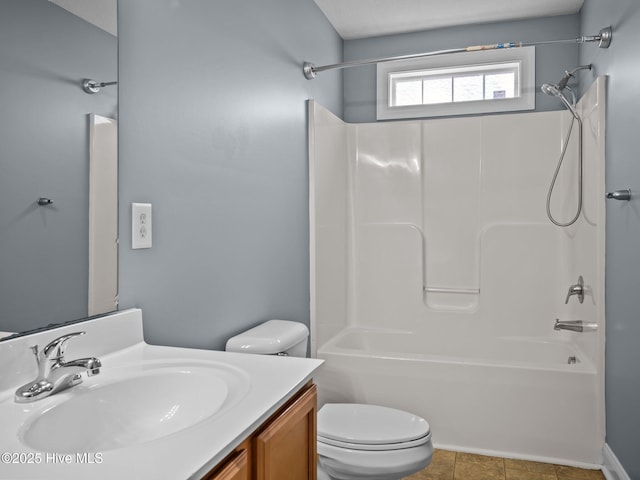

{"left": 132, "top": 203, "right": 152, "bottom": 249}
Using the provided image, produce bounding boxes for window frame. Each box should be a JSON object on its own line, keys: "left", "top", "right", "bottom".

{"left": 376, "top": 46, "right": 536, "bottom": 120}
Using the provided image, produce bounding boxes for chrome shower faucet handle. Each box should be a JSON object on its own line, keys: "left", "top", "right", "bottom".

{"left": 565, "top": 276, "right": 585, "bottom": 304}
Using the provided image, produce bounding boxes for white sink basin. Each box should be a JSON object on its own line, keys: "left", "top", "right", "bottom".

{"left": 19, "top": 362, "right": 250, "bottom": 454}
{"left": 0, "top": 309, "right": 324, "bottom": 480}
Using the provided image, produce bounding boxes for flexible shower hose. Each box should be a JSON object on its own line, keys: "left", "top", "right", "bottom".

{"left": 546, "top": 114, "right": 583, "bottom": 227}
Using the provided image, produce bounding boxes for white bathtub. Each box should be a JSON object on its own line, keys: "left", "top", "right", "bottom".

{"left": 315, "top": 328, "right": 603, "bottom": 467}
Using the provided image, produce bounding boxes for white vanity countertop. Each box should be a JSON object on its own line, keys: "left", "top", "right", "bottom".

{"left": 0, "top": 309, "right": 323, "bottom": 479}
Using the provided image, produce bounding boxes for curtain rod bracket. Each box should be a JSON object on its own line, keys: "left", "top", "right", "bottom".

{"left": 597, "top": 26, "right": 612, "bottom": 48}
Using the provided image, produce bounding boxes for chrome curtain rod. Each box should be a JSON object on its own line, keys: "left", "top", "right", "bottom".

{"left": 303, "top": 26, "right": 612, "bottom": 79}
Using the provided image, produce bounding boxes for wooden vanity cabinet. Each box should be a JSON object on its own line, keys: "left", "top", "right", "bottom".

{"left": 205, "top": 447, "right": 250, "bottom": 480}
{"left": 204, "top": 383, "right": 317, "bottom": 480}
{"left": 254, "top": 382, "right": 317, "bottom": 480}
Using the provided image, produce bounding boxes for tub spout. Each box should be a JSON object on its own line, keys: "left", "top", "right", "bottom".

{"left": 554, "top": 319, "right": 597, "bottom": 333}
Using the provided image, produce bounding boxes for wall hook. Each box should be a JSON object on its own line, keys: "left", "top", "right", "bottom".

{"left": 37, "top": 197, "right": 53, "bottom": 206}
{"left": 605, "top": 189, "right": 631, "bottom": 201}
{"left": 82, "top": 79, "right": 118, "bottom": 94}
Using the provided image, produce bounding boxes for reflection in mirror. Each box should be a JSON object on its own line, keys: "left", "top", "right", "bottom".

{"left": 0, "top": 0, "right": 118, "bottom": 340}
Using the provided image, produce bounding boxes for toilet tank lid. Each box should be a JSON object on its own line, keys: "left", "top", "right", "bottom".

{"left": 225, "top": 320, "right": 309, "bottom": 354}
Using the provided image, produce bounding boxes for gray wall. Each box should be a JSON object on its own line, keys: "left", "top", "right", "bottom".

{"left": 118, "top": 0, "right": 342, "bottom": 350}
{"left": 343, "top": 15, "right": 580, "bottom": 123}
{"left": 0, "top": 0, "right": 117, "bottom": 333}
{"left": 117, "top": 2, "right": 640, "bottom": 473}
{"left": 579, "top": 1, "right": 640, "bottom": 477}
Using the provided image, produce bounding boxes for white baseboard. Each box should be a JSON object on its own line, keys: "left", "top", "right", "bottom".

{"left": 432, "top": 442, "right": 602, "bottom": 470}
{"left": 602, "top": 443, "right": 631, "bottom": 480}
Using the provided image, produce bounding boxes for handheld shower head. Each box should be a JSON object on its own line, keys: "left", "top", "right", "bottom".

{"left": 541, "top": 83, "right": 579, "bottom": 119}
{"left": 543, "top": 65, "right": 591, "bottom": 228}
{"left": 541, "top": 64, "right": 592, "bottom": 119}
{"left": 541, "top": 83, "right": 560, "bottom": 96}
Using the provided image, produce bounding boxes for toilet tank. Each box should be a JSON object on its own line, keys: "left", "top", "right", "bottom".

{"left": 225, "top": 320, "right": 309, "bottom": 357}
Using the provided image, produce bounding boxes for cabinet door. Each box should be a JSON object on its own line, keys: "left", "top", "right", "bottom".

{"left": 254, "top": 384, "right": 317, "bottom": 480}
{"left": 206, "top": 449, "right": 249, "bottom": 480}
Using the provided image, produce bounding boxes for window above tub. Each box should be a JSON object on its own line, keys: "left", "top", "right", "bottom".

{"left": 377, "top": 46, "right": 535, "bottom": 120}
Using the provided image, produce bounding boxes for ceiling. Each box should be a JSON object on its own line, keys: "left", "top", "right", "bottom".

{"left": 46, "top": 0, "right": 584, "bottom": 43}
{"left": 49, "top": 0, "right": 117, "bottom": 36}
{"left": 313, "top": 0, "right": 584, "bottom": 40}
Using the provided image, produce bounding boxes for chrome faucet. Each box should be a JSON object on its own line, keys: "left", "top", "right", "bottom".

{"left": 554, "top": 319, "right": 598, "bottom": 333}
{"left": 14, "top": 332, "right": 101, "bottom": 403}
{"left": 565, "top": 276, "right": 585, "bottom": 304}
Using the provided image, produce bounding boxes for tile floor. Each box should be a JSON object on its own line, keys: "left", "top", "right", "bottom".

{"left": 404, "top": 450, "right": 606, "bottom": 480}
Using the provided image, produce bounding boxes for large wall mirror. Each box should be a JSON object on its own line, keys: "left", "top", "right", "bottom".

{"left": 0, "top": 0, "right": 118, "bottom": 339}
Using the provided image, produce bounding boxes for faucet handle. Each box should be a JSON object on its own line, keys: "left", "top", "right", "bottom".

{"left": 565, "top": 276, "right": 584, "bottom": 304}
{"left": 42, "top": 331, "right": 86, "bottom": 359}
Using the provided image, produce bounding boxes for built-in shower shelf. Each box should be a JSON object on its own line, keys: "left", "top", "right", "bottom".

{"left": 423, "top": 287, "right": 480, "bottom": 295}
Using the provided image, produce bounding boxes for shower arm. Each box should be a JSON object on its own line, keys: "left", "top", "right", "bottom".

{"left": 556, "top": 65, "right": 593, "bottom": 91}
{"left": 303, "top": 26, "right": 612, "bottom": 79}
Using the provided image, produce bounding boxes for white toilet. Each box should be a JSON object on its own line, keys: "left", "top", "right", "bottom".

{"left": 225, "top": 320, "right": 433, "bottom": 480}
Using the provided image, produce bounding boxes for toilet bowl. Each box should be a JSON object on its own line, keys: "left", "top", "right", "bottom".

{"left": 317, "top": 403, "right": 433, "bottom": 480}
{"left": 225, "top": 320, "right": 433, "bottom": 480}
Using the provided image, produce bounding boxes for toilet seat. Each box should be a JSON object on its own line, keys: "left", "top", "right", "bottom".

{"left": 318, "top": 404, "right": 431, "bottom": 451}
{"left": 318, "top": 434, "right": 431, "bottom": 451}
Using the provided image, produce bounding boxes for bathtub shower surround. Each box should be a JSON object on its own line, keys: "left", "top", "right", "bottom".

{"left": 309, "top": 77, "right": 606, "bottom": 466}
